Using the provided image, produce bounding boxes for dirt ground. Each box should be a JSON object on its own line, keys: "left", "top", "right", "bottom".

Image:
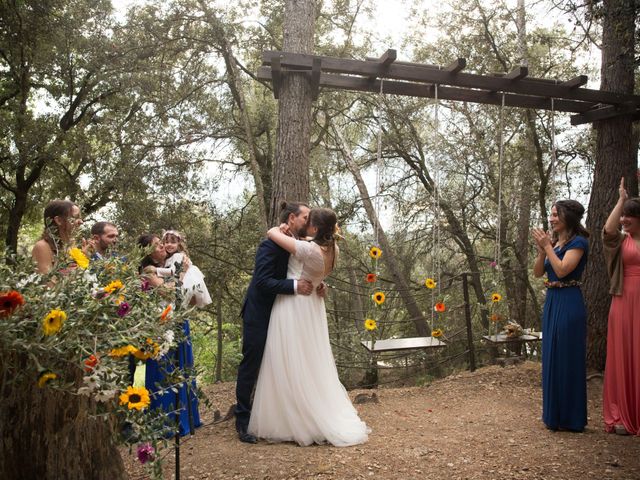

{"left": 123, "top": 362, "right": 640, "bottom": 480}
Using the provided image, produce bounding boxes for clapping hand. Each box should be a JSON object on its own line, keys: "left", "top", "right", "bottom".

{"left": 619, "top": 177, "right": 628, "bottom": 202}
{"left": 531, "top": 228, "right": 551, "bottom": 253}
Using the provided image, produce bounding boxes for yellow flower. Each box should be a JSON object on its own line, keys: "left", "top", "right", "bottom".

{"left": 372, "top": 292, "right": 385, "bottom": 305}
{"left": 364, "top": 318, "right": 377, "bottom": 331}
{"left": 109, "top": 345, "right": 137, "bottom": 357}
{"left": 132, "top": 339, "right": 160, "bottom": 360}
{"left": 68, "top": 247, "right": 89, "bottom": 269}
{"left": 104, "top": 280, "right": 124, "bottom": 294}
{"left": 431, "top": 328, "right": 443, "bottom": 338}
{"left": 491, "top": 293, "right": 502, "bottom": 303}
{"left": 115, "top": 294, "right": 125, "bottom": 305}
{"left": 424, "top": 278, "right": 436, "bottom": 289}
{"left": 369, "top": 246, "right": 382, "bottom": 259}
{"left": 119, "top": 386, "right": 151, "bottom": 411}
{"left": 37, "top": 372, "right": 57, "bottom": 388}
{"left": 42, "top": 309, "right": 67, "bottom": 336}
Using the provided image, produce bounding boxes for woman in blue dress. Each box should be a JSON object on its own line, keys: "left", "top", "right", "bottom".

{"left": 532, "top": 200, "right": 589, "bottom": 432}
{"left": 138, "top": 233, "right": 202, "bottom": 436}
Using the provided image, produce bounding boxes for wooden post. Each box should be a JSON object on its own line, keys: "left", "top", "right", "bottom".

{"left": 462, "top": 273, "right": 476, "bottom": 372}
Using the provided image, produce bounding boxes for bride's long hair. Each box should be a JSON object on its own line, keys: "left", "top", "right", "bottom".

{"left": 310, "top": 208, "right": 339, "bottom": 269}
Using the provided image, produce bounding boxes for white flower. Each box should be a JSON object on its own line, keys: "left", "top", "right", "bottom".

{"left": 95, "top": 389, "right": 117, "bottom": 402}
{"left": 157, "top": 329, "right": 175, "bottom": 358}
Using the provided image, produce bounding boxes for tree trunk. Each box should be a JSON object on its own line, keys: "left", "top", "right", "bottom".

{"left": 584, "top": 0, "right": 636, "bottom": 371}
{"left": 0, "top": 359, "right": 125, "bottom": 479}
{"left": 269, "top": 0, "right": 316, "bottom": 224}
{"left": 334, "top": 127, "right": 430, "bottom": 336}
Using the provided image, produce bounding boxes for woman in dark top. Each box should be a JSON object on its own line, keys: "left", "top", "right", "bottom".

{"left": 532, "top": 200, "right": 589, "bottom": 432}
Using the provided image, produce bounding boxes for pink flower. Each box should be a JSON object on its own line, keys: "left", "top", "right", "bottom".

{"left": 136, "top": 443, "right": 155, "bottom": 464}
{"left": 117, "top": 302, "right": 131, "bottom": 317}
{"left": 141, "top": 279, "right": 150, "bottom": 291}
{"left": 489, "top": 261, "right": 497, "bottom": 268}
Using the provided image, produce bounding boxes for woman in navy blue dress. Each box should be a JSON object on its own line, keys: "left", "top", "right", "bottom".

{"left": 532, "top": 200, "right": 589, "bottom": 432}
{"left": 138, "top": 234, "right": 202, "bottom": 436}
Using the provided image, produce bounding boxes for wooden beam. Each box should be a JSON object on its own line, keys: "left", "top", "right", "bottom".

{"left": 570, "top": 103, "right": 640, "bottom": 125}
{"left": 504, "top": 66, "right": 528, "bottom": 81}
{"left": 446, "top": 58, "right": 466, "bottom": 74}
{"left": 258, "top": 67, "right": 594, "bottom": 113}
{"left": 271, "top": 56, "right": 281, "bottom": 99}
{"left": 366, "top": 49, "right": 397, "bottom": 82}
{"left": 310, "top": 57, "right": 321, "bottom": 100}
{"left": 261, "top": 51, "right": 640, "bottom": 106}
{"left": 562, "top": 75, "right": 588, "bottom": 89}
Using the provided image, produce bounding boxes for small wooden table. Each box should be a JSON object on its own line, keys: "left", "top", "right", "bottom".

{"left": 361, "top": 336, "right": 447, "bottom": 353}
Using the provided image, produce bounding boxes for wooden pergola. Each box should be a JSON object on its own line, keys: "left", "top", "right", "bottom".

{"left": 258, "top": 49, "right": 640, "bottom": 125}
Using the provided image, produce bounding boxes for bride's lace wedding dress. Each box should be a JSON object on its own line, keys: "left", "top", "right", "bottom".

{"left": 248, "top": 239, "right": 369, "bottom": 446}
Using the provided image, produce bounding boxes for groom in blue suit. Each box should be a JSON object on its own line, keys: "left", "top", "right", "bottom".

{"left": 235, "top": 201, "right": 313, "bottom": 443}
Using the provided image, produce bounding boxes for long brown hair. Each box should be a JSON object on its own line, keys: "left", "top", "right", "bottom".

{"left": 552, "top": 200, "right": 589, "bottom": 245}
{"left": 41, "top": 199, "right": 76, "bottom": 254}
{"left": 310, "top": 208, "right": 338, "bottom": 269}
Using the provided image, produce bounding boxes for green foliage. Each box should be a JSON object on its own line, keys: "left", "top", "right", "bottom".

{"left": 0, "top": 249, "right": 195, "bottom": 477}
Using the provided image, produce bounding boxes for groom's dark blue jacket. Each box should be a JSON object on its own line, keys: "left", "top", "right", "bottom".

{"left": 241, "top": 238, "right": 295, "bottom": 328}
{"left": 235, "top": 238, "right": 295, "bottom": 430}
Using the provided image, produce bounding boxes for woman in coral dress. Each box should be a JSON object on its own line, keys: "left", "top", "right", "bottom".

{"left": 602, "top": 177, "right": 640, "bottom": 436}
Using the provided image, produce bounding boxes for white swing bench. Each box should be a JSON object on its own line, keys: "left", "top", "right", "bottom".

{"left": 361, "top": 336, "right": 447, "bottom": 353}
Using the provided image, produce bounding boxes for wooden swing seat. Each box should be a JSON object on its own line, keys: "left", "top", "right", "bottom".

{"left": 361, "top": 336, "right": 447, "bottom": 352}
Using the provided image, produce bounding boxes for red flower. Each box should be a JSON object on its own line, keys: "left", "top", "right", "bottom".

{"left": 365, "top": 273, "right": 377, "bottom": 283}
{"left": 434, "top": 302, "right": 446, "bottom": 312}
{"left": 84, "top": 354, "right": 99, "bottom": 373}
{"left": 0, "top": 290, "right": 25, "bottom": 317}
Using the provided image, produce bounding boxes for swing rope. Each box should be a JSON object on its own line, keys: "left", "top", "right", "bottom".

{"left": 494, "top": 92, "right": 505, "bottom": 267}
{"left": 430, "top": 83, "right": 442, "bottom": 332}
{"left": 374, "top": 79, "right": 385, "bottom": 275}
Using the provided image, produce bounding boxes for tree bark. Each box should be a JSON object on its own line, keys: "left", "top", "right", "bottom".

{"left": 0, "top": 359, "right": 125, "bottom": 479}
{"left": 334, "top": 127, "right": 430, "bottom": 337}
{"left": 583, "top": 0, "right": 636, "bottom": 371}
{"left": 269, "top": 0, "right": 317, "bottom": 224}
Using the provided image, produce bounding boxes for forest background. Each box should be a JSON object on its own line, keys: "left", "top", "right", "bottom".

{"left": 1, "top": 0, "right": 638, "bottom": 389}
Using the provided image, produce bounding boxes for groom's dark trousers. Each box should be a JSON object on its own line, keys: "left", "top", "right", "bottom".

{"left": 235, "top": 238, "right": 294, "bottom": 432}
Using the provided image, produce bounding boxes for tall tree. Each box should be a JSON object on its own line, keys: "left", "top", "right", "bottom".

{"left": 583, "top": 0, "right": 638, "bottom": 370}
{"left": 269, "top": 0, "right": 317, "bottom": 223}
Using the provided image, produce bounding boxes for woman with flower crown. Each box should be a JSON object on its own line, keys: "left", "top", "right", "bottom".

{"left": 248, "top": 207, "right": 369, "bottom": 446}
{"left": 532, "top": 199, "right": 589, "bottom": 432}
{"left": 31, "top": 199, "right": 83, "bottom": 274}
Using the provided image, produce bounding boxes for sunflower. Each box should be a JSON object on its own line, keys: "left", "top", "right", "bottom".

{"left": 132, "top": 339, "right": 160, "bottom": 360}
{"left": 424, "top": 278, "right": 436, "bottom": 289}
{"left": 434, "top": 302, "right": 446, "bottom": 312}
{"left": 431, "top": 328, "right": 444, "bottom": 338}
{"left": 160, "top": 304, "right": 172, "bottom": 322}
{"left": 365, "top": 273, "right": 377, "bottom": 283}
{"left": 372, "top": 292, "right": 385, "bottom": 305}
{"left": 42, "top": 309, "right": 67, "bottom": 336}
{"left": 68, "top": 247, "right": 90, "bottom": 269}
{"left": 37, "top": 372, "right": 57, "bottom": 388}
{"left": 364, "top": 318, "right": 377, "bottom": 331}
{"left": 491, "top": 293, "right": 502, "bottom": 303}
{"left": 104, "top": 280, "right": 124, "bottom": 294}
{"left": 490, "top": 313, "right": 502, "bottom": 323}
{"left": 119, "top": 386, "right": 151, "bottom": 411}
{"left": 109, "top": 345, "right": 137, "bottom": 357}
{"left": 0, "top": 290, "right": 25, "bottom": 317}
{"left": 369, "top": 246, "right": 382, "bottom": 259}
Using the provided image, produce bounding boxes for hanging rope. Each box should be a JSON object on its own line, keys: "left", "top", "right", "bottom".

{"left": 548, "top": 96, "right": 557, "bottom": 202}
{"left": 374, "top": 79, "right": 385, "bottom": 275}
{"left": 430, "top": 83, "right": 442, "bottom": 331}
{"left": 494, "top": 92, "right": 505, "bottom": 267}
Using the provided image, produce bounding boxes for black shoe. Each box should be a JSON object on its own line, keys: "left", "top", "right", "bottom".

{"left": 238, "top": 430, "right": 257, "bottom": 444}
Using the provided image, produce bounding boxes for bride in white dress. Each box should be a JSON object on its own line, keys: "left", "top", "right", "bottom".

{"left": 248, "top": 208, "right": 369, "bottom": 447}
